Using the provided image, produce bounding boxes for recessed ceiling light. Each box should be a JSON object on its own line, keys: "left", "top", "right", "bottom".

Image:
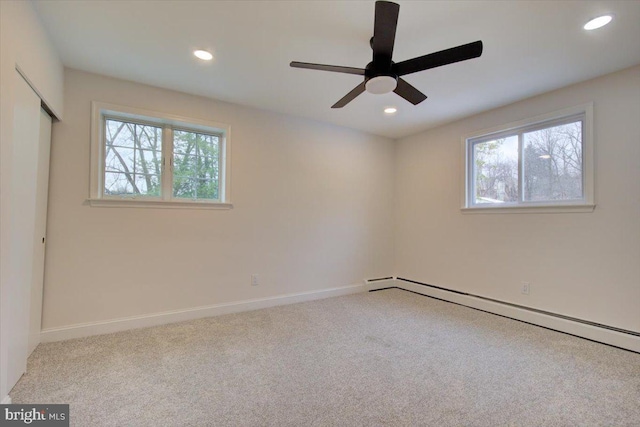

{"left": 539, "top": 154, "right": 551, "bottom": 159}
{"left": 384, "top": 107, "right": 397, "bottom": 114}
{"left": 193, "top": 50, "right": 213, "bottom": 61}
{"left": 583, "top": 15, "right": 613, "bottom": 31}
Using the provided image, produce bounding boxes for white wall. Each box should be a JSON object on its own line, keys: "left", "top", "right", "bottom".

{"left": 0, "top": 0, "right": 64, "bottom": 401}
{"left": 42, "top": 69, "right": 395, "bottom": 330}
{"left": 394, "top": 65, "right": 640, "bottom": 333}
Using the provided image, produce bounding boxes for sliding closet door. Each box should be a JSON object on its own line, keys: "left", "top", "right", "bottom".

{"left": 6, "top": 71, "right": 43, "bottom": 389}
{"left": 28, "top": 108, "right": 52, "bottom": 356}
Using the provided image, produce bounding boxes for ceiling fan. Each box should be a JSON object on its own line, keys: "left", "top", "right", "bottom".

{"left": 290, "top": 1, "right": 483, "bottom": 108}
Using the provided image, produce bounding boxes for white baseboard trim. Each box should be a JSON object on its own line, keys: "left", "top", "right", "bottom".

{"left": 2, "top": 395, "right": 11, "bottom": 404}
{"left": 41, "top": 283, "right": 365, "bottom": 343}
{"left": 394, "top": 279, "right": 640, "bottom": 353}
{"left": 364, "top": 277, "right": 396, "bottom": 291}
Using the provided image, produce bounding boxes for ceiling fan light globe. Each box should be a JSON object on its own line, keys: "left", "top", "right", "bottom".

{"left": 193, "top": 50, "right": 213, "bottom": 61}
{"left": 584, "top": 15, "right": 612, "bottom": 30}
{"left": 366, "top": 76, "right": 398, "bottom": 94}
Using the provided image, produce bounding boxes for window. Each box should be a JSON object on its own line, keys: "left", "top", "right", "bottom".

{"left": 463, "top": 104, "right": 594, "bottom": 213}
{"left": 90, "top": 102, "right": 231, "bottom": 209}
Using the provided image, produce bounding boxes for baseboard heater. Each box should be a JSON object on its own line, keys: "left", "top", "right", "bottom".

{"left": 367, "top": 276, "right": 640, "bottom": 353}
{"left": 363, "top": 276, "right": 396, "bottom": 291}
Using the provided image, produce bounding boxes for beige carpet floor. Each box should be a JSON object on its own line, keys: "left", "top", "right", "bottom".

{"left": 10, "top": 289, "right": 640, "bottom": 426}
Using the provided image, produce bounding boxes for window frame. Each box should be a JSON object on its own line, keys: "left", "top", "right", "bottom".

{"left": 89, "top": 101, "right": 232, "bottom": 209}
{"left": 461, "top": 103, "right": 595, "bottom": 214}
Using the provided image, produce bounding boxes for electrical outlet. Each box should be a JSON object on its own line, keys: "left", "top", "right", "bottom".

{"left": 521, "top": 282, "right": 530, "bottom": 295}
{"left": 251, "top": 274, "right": 259, "bottom": 286}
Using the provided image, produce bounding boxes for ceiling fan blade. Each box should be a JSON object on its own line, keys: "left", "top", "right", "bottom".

{"left": 394, "top": 78, "right": 427, "bottom": 105}
{"left": 332, "top": 82, "right": 366, "bottom": 108}
{"left": 290, "top": 61, "right": 365, "bottom": 76}
{"left": 372, "top": 1, "right": 400, "bottom": 65}
{"left": 393, "top": 40, "right": 483, "bottom": 76}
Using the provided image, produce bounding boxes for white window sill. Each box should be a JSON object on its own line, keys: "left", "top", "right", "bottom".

{"left": 87, "top": 198, "right": 233, "bottom": 210}
{"left": 461, "top": 204, "right": 595, "bottom": 214}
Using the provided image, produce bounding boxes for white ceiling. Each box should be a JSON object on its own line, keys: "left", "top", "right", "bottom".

{"left": 33, "top": 0, "right": 640, "bottom": 139}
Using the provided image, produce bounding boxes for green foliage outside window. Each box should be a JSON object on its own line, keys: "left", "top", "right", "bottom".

{"left": 173, "top": 130, "right": 219, "bottom": 200}
{"left": 104, "top": 119, "right": 220, "bottom": 200}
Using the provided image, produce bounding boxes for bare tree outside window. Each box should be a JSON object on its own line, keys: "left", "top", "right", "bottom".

{"left": 523, "top": 121, "right": 582, "bottom": 201}
{"left": 104, "top": 119, "right": 162, "bottom": 196}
